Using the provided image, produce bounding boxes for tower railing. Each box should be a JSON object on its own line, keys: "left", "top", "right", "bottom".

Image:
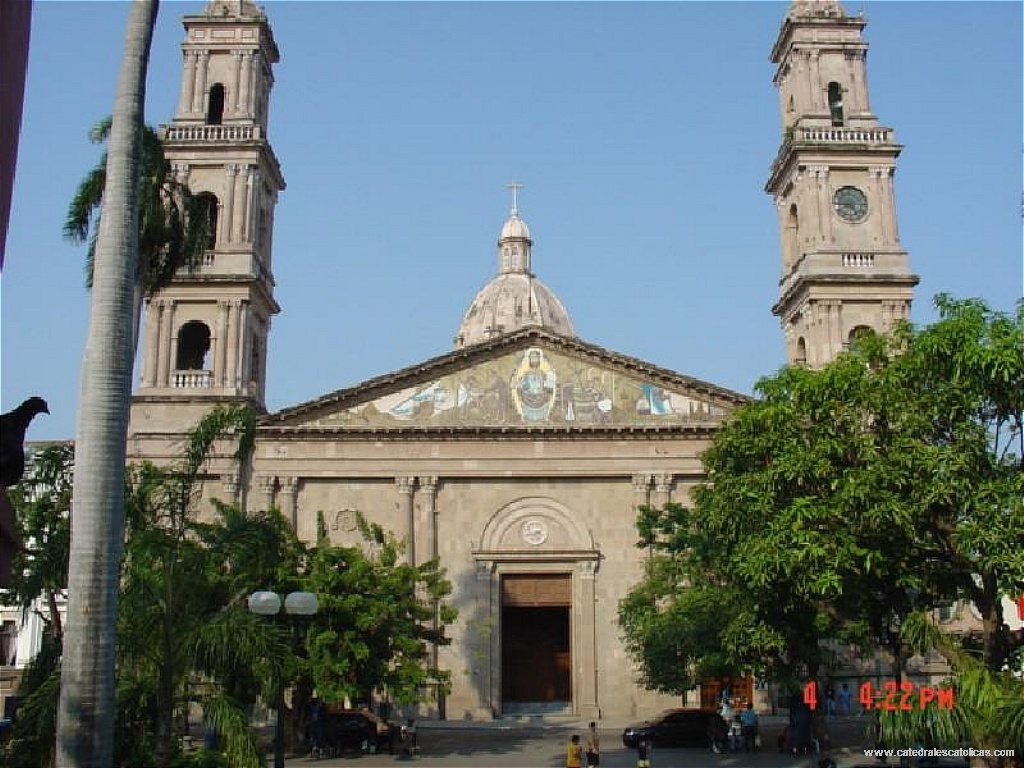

{"left": 164, "top": 124, "right": 262, "bottom": 142}
{"left": 795, "top": 126, "right": 891, "bottom": 144}
{"left": 172, "top": 370, "right": 213, "bottom": 389}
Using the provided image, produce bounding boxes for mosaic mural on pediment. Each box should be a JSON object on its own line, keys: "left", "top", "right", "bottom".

{"left": 312, "top": 347, "right": 729, "bottom": 428}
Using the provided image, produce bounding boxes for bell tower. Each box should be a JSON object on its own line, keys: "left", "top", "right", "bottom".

{"left": 767, "top": 0, "right": 918, "bottom": 367}
{"left": 130, "top": 0, "right": 284, "bottom": 443}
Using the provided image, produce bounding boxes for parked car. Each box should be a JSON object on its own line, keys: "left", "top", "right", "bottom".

{"left": 323, "top": 708, "right": 395, "bottom": 753}
{"left": 622, "top": 708, "right": 724, "bottom": 748}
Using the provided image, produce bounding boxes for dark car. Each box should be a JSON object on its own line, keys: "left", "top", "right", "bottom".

{"left": 622, "top": 708, "right": 723, "bottom": 748}
{"left": 323, "top": 709, "right": 394, "bottom": 753}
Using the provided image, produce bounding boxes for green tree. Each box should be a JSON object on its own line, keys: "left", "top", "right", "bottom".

{"left": 304, "top": 513, "right": 456, "bottom": 708}
{"left": 1, "top": 445, "right": 73, "bottom": 768}
{"left": 620, "top": 296, "right": 1023, "bottom": 754}
{"left": 2, "top": 444, "right": 72, "bottom": 644}
{"left": 56, "top": 2, "right": 159, "bottom": 764}
{"left": 64, "top": 115, "right": 212, "bottom": 356}
{"left": 115, "top": 404, "right": 300, "bottom": 768}
{"left": 64, "top": 118, "right": 211, "bottom": 299}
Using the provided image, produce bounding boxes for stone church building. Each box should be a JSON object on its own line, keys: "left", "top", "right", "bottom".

{"left": 124, "top": 0, "right": 917, "bottom": 721}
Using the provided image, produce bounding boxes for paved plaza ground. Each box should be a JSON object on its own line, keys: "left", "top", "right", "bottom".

{"left": 276, "top": 715, "right": 938, "bottom": 768}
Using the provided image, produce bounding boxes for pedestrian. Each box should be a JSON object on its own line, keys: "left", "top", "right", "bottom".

{"left": 636, "top": 736, "right": 652, "bottom": 768}
{"left": 824, "top": 684, "right": 836, "bottom": 717}
{"left": 585, "top": 721, "right": 600, "bottom": 768}
{"left": 838, "top": 682, "right": 852, "bottom": 715}
{"left": 403, "top": 718, "right": 418, "bottom": 756}
{"left": 728, "top": 714, "right": 743, "bottom": 752}
{"left": 740, "top": 701, "right": 759, "bottom": 751}
{"left": 565, "top": 734, "right": 584, "bottom": 768}
{"left": 307, "top": 696, "right": 325, "bottom": 758}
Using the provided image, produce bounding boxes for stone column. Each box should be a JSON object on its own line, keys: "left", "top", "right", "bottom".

{"left": 853, "top": 51, "right": 869, "bottom": 114}
{"left": 396, "top": 476, "right": 416, "bottom": 564}
{"left": 232, "top": 165, "right": 249, "bottom": 243}
{"left": 239, "top": 51, "right": 253, "bottom": 117}
{"left": 808, "top": 52, "right": 820, "bottom": 111}
{"left": 157, "top": 299, "right": 175, "bottom": 386}
{"left": 141, "top": 299, "right": 160, "bottom": 387}
{"left": 870, "top": 166, "right": 897, "bottom": 245}
{"left": 471, "top": 559, "right": 495, "bottom": 719}
{"left": 216, "top": 301, "right": 229, "bottom": 388}
{"left": 224, "top": 165, "right": 238, "bottom": 245}
{"left": 576, "top": 559, "right": 600, "bottom": 720}
{"left": 417, "top": 476, "right": 438, "bottom": 565}
{"left": 256, "top": 476, "right": 276, "bottom": 512}
{"left": 221, "top": 474, "right": 239, "bottom": 505}
{"left": 811, "top": 165, "right": 830, "bottom": 244}
{"left": 224, "top": 300, "right": 239, "bottom": 393}
{"left": 653, "top": 474, "right": 673, "bottom": 508}
{"left": 237, "top": 301, "right": 250, "bottom": 393}
{"left": 280, "top": 477, "right": 299, "bottom": 531}
{"left": 179, "top": 51, "right": 196, "bottom": 117}
{"left": 632, "top": 473, "right": 651, "bottom": 511}
{"left": 830, "top": 300, "right": 843, "bottom": 357}
{"left": 193, "top": 51, "right": 209, "bottom": 115}
{"left": 243, "top": 166, "right": 257, "bottom": 243}
{"left": 231, "top": 51, "right": 243, "bottom": 116}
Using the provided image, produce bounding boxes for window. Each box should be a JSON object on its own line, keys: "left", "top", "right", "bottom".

{"left": 207, "top": 83, "right": 225, "bottom": 125}
{"left": 0, "top": 620, "right": 17, "bottom": 666}
{"left": 795, "top": 337, "right": 807, "bottom": 365}
{"left": 195, "top": 193, "right": 219, "bottom": 250}
{"left": 827, "top": 82, "right": 844, "bottom": 126}
{"left": 847, "top": 325, "right": 872, "bottom": 347}
{"left": 175, "top": 321, "right": 211, "bottom": 370}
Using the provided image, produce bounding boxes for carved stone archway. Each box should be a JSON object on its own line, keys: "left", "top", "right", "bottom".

{"left": 472, "top": 497, "right": 600, "bottom": 720}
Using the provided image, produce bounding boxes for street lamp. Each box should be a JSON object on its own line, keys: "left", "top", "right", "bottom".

{"left": 248, "top": 590, "right": 318, "bottom": 768}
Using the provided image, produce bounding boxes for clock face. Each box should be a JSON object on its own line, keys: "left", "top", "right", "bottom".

{"left": 833, "top": 186, "right": 868, "bottom": 222}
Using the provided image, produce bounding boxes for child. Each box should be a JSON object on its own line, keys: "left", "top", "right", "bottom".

{"left": 585, "top": 721, "right": 600, "bottom": 768}
{"left": 565, "top": 734, "right": 584, "bottom": 768}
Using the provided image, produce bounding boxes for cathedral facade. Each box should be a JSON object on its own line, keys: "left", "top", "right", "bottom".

{"left": 125, "top": 0, "right": 917, "bottom": 721}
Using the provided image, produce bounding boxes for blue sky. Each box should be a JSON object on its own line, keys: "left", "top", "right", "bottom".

{"left": 2, "top": 1, "right": 1022, "bottom": 441}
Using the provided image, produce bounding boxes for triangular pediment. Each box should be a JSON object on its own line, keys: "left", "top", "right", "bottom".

{"left": 262, "top": 329, "right": 749, "bottom": 432}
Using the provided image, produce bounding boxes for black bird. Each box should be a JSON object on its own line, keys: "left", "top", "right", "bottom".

{"left": 0, "top": 397, "right": 50, "bottom": 488}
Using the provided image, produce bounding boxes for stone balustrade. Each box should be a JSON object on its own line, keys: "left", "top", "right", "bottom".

{"left": 841, "top": 253, "right": 875, "bottom": 267}
{"left": 172, "top": 370, "right": 213, "bottom": 389}
{"left": 164, "top": 124, "right": 260, "bottom": 142}
{"left": 797, "top": 126, "right": 890, "bottom": 144}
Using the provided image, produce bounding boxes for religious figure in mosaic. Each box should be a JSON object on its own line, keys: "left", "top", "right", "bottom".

{"left": 511, "top": 347, "right": 557, "bottom": 422}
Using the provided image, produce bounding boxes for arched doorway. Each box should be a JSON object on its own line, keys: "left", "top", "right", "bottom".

{"left": 475, "top": 498, "right": 600, "bottom": 718}
{"left": 501, "top": 573, "right": 571, "bottom": 708}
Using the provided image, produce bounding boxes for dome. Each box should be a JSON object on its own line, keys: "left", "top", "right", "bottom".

{"left": 500, "top": 214, "right": 531, "bottom": 241}
{"left": 455, "top": 273, "right": 574, "bottom": 348}
{"left": 454, "top": 192, "right": 573, "bottom": 348}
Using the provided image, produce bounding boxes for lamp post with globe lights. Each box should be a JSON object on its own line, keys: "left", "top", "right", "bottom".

{"left": 248, "top": 590, "right": 318, "bottom": 768}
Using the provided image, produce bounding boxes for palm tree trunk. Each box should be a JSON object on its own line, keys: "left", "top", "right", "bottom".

{"left": 56, "top": 1, "right": 159, "bottom": 765}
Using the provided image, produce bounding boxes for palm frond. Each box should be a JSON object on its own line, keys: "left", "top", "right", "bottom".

{"left": 193, "top": 693, "right": 264, "bottom": 768}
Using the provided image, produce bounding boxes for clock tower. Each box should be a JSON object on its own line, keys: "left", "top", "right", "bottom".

{"left": 129, "top": 0, "right": 285, "bottom": 451}
{"left": 767, "top": 0, "right": 918, "bottom": 367}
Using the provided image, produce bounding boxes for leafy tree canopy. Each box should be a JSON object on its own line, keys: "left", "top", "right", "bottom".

{"left": 64, "top": 117, "right": 213, "bottom": 297}
{"left": 303, "top": 512, "right": 456, "bottom": 707}
{"left": 620, "top": 294, "right": 1023, "bottom": 697}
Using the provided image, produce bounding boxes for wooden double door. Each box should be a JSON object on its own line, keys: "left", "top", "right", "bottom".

{"left": 501, "top": 574, "right": 571, "bottom": 704}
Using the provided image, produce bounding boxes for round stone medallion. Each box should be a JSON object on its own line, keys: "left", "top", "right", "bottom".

{"left": 521, "top": 518, "right": 548, "bottom": 546}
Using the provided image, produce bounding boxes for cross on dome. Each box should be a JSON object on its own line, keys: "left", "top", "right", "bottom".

{"left": 506, "top": 181, "right": 523, "bottom": 216}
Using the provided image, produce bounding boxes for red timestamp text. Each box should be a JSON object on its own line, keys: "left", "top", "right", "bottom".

{"left": 803, "top": 680, "right": 954, "bottom": 712}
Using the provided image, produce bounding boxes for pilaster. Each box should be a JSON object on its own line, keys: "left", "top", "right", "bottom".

{"left": 396, "top": 476, "right": 416, "bottom": 564}
{"left": 280, "top": 477, "right": 298, "bottom": 530}
{"left": 576, "top": 560, "right": 600, "bottom": 720}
